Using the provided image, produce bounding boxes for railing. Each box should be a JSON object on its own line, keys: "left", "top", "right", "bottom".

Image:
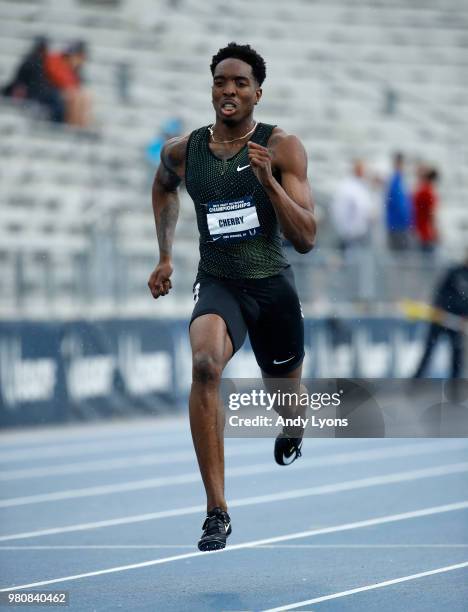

{"left": 0, "top": 235, "right": 447, "bottom": 319}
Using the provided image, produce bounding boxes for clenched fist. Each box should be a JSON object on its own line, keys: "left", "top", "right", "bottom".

{"left": 248, "top": 141, "right": 274, "bottom": 187}
{"left": 148, "top": 260, "right": 173, "bottom": 299}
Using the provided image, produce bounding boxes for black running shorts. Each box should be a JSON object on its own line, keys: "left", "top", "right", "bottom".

{"left": 190, "top": 266, "right": 304, "bottom": 375}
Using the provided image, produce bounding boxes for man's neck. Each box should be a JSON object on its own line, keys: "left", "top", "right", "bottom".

{"left": 211, "top": 117, "right": 257, "bottom": 142}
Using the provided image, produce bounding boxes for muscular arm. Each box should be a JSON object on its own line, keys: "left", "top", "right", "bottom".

{"left": 148, "top": 137, "right": 187, "bottom": 299}
{"left": 248, "top": 132, "right": 316, "bottom": 253}
{"left": 152, "top": 153, "right": 181, "bottom": 263}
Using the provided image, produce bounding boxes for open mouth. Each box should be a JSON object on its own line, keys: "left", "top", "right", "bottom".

{"left": 220, "top": 101, "right": 237, "bottom": 116}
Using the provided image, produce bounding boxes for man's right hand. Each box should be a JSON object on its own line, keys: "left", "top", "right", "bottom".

{"left": 148, "top": 261, "right": 173, "bottom": 299}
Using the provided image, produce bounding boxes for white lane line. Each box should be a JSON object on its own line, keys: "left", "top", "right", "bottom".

{"left": 2, "top": 442, "right": 467, "bottom": 507}
{"left": 0, "top": 432, "right": 192, "bottom": 463}
{"left": 257, "top": 543, "right": 468, "bottom": 549}
{"left": 261, "top": 561, "right": 468, "bottom": 611}
{"left": 0, "top": 442, "right": 272, "bottom": 482}
{"left": 2, "top": 544, "right": 468, "bottom": 551}
{"left": 0, "top": 451, "right": 197, "bottom": 481}
{"left": 0, "top": 417, "right": 187, "bottom": 448}
{"left": 1, "top": 501, "right": 467, "bottom": 591}
{"left": 1, "top": 438, "right": 466, "bottom": 482}
{"left": 0, "top": 502, "right": 206, "bottom": 542}
{"left": 0, "top": 545, "right": 195, "bottom": 550}
{"left": 1, "top": 463, "right": 467, "bottom": 542}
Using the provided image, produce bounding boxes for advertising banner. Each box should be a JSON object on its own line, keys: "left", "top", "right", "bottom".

{"left": 0, "top": 318, "right": 452, "bottom": 427}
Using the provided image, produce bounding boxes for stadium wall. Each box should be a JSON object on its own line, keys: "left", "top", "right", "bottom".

{"left": 0, "top": 317, "right": 448, "bottom": 428}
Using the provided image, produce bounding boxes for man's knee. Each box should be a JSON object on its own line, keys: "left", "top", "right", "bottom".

{"left": 192, "top": 351, "right": 224, "bottom": 385}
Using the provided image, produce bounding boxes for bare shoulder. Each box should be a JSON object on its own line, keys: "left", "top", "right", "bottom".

{"left": 161, "top": 134, "right": 190, "bottom": 175}
{"left": 267, "top": 127, "right": 308, "bottom": 171}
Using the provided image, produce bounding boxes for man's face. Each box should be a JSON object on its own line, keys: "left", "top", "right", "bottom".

{"left": 212, "top": 58, "right": 262, "bottom": 125}
{"left": 394, "top": 155, "right": 404, "bottom": 171}
{"left": 353, "top": 160, "right": 365, "bottom": 178}
{"left": 69, "top": 52, "right": 85, "bottom": 70}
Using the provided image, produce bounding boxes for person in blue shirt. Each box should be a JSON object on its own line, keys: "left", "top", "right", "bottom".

{"left": 385, "top": 152, "right": 412, "bottom": 250}
{"left": 145, "top": 118, "right": 183, "bottom": 187}
{"left": 146, "top": 118, "right": 183, "bottom": 167}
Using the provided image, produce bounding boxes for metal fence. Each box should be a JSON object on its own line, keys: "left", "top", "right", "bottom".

{"left": 0, "top": 235, "right": 447, "bottom": 319}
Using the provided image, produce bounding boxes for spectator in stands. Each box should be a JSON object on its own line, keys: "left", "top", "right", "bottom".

{"left": 146, "top": 118, "right": 183, "bottom": 168}
{"left": 145, "top": 118, "right": 183, "bottom": 186}
{"left": 413, "top": 254, "right": 468, "bottom": 379}
{"left": 330, "top": 159, "right": 375, "bottom": 254}
{"left": 385, "top": 152, "right": 412, "bottom": 251}
{"left": 1, "top": 36, "right": 65, "bottom": 123}
{"left": 45, "top": 41, "right": 92, "bottom": 127}
{"left": 412, "top": 164, "right": 439, "bottom": 254}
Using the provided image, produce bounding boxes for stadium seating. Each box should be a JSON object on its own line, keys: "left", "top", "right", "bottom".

{"left": 0, "top": 0, "right": 467, "bottom": 315}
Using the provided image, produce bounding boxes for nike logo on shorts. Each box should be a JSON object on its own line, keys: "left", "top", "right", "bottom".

{"left": 237, "top": 164, "right": 250, "bottom": 172}
{"left": 273, "top": 356, "right": 295, "bottom": 365}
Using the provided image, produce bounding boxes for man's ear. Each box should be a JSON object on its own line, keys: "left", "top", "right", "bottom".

{"left": 255, "top": 87, "right": 262, "bottom": 105}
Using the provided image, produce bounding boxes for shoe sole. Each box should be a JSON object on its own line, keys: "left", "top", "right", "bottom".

{"left": 198, "top": 525, "right": 231, "bottom": 552}
{"left": 198, "top": 537, "right": 227, "bottom": 551}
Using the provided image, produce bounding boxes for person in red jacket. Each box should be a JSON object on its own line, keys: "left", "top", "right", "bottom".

{"left": 45, "top": 41, "right": 92, "bottom": 127}
{"left": 412, "top": 165, "right": 439, "bottom": 253}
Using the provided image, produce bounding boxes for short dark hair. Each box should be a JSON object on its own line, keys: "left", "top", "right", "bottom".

{"left": 66, "top": 40, "right": 87, "bottom": 56}
{"left": 210, "top": 42, "right": 266, "bottom": 85}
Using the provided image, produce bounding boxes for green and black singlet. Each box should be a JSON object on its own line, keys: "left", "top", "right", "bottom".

{"left": 185, "top": 122, "right": 289, "bottom": 279}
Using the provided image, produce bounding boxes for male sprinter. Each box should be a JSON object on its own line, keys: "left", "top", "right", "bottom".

{"left": 148, "top": 43, "right": 316, "bottom": 551}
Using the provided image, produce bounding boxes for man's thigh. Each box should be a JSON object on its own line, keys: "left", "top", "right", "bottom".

{"left": 190, "top": 271, "right": 248, "bottom": 356}
{"left": 248, "top": 267, "right": 304, "bottom": 376}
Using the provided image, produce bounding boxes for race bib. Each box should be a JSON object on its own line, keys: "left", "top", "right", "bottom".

{"left": 206, "top": 196, "right": 262, "bottom": 242}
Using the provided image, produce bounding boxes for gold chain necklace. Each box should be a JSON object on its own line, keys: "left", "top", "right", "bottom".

{"left": 208, "top": 121, "right": 257, "bottom": 144}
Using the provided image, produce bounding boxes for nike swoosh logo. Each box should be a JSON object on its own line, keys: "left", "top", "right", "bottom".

{"left": 237, "top": 164, "right": 250, "bottom": 172}
{"left": 225, "top": 522, "right": 230, "bottom": 533}
{"left": 273, "top": 356, "right": 295, "bottom": 365}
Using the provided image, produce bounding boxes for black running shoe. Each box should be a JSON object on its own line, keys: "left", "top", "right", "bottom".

{"left": 197, "top": 507, "right": 232, "bottom": 551}
{"left": 274, "top": 433, "right": 303, "bottom": 466}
